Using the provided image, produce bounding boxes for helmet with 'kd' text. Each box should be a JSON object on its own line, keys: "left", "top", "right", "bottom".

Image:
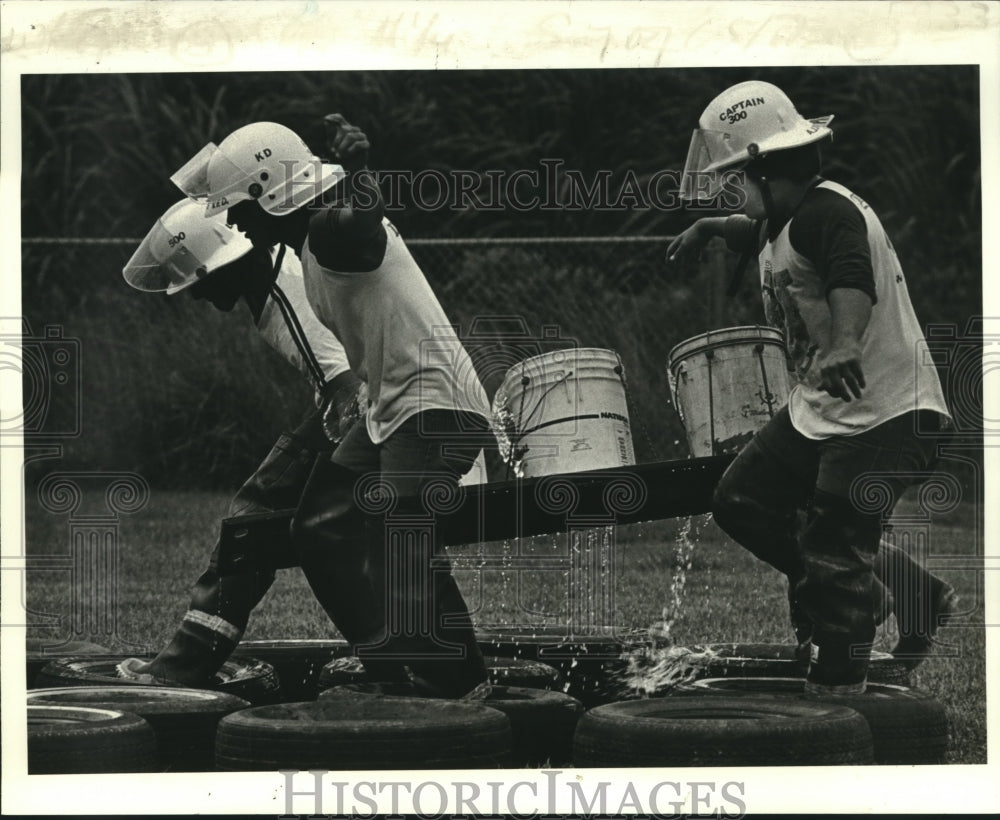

{"left": 680, "top": 80, "right": 833, "bottom": 202}
{"left": 171, "top": 122, "right": 346, "bottom": 218}
{"left": 122, "top": 199, "right": 253, "bottom": 293}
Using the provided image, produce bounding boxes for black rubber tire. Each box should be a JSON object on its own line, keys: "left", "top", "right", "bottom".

{"left": 485, "top": 656, "right": 562, "bottom": 689}
{"left": 679, "top": 677, "right": 949, "bottom": 764}
{"left": 573, "top": 696, "right": 874, "bottom": 767}
{"left": 317, "top": 655, "right": 562, "bottom": 692}
{"left": 34, "top": 655, "right": 281, "bottom": 704}
{"left": 215, "top": 698, "right": 512, "bottom": 770}
{"left": 465, "top": 685, "right": 583, "bottom": 767}
{"left": 26, "top": 640, "right": 111, "bottom": 689}
{"left": 321, "top": 683, "right": 584, "bottom": 767}
{"left": 28, "top": 705, "right": 158, "bottom": 774}
{"left": 477, "top": 627, "right": 640, "bottom": 706}
{"left": 680, "top": 643, "right": 911, "bottom": 687}
{"left": 28, "top": 686, "right": 251, "bottom": 771}
{"left": 231, "top": 639, "right": 351, "bottom": 701}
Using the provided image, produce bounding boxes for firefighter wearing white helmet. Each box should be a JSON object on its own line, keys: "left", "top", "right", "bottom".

{"left": 123, "top": 198, "right": 251, "bottom": 293}
{"left": 679, "top": 80, "right": 833, "bottom": 203}
{"left": 667, "top": 81, "right": 954, "bottom": 694}
{"left": 118, "top": 198, "right": 372, "bottom": 686}
{"left": 171, "top": 122, "right": 346, "bottom": 217}
{"left": 172, "top": 114, "right": 492, "bottom": 698}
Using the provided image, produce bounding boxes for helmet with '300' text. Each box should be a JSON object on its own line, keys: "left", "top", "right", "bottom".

{"left": 680, "top": 80, "right": 833, "bottom": 202}
{"left": 123, "top": 199, "right": 253, "bottom": 293}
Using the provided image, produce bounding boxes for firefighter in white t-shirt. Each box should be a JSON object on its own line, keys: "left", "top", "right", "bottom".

{"left": 172, "top": 117, "right": 492, "bottom": 697}
{"left": 119, "top": 199, "right": 370, "bottom": 685}
{"left": 667, "top": 81, "right": 958, "bottom": 693}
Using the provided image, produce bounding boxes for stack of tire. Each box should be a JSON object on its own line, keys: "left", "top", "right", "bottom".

{"left": 671, "top": 677, "right": 948, "bottom": 765}
{"left": 216, "top": 693, "right": 516, "bottom": 770}
{"left": 476, "top": 627, "right": 644, "bottom": 707}
{"left": 28, "top": 687, "right": 251, "bottom": 773}
{"left": 27, "top": 651, "right": 279, "bottom": 773}
{"left": 311, "top": 654, "right": 583, "bottom": 767}
{"left": 231, "top": 639, "right": 353, "bottom": 700}
{"left": 316, "top": 654, "right": 562, "bottom": 691}
{"left": 25, "top": 644, "right": 583, "bottom": 770}
{"left": 33, "top": 655, "right": 281, "bottom": 703}
{"left": 670, "top": 642, "right": 912, "bottom": 687}
{"left": 24, "top": 639, "right": 950, "bottom": 770}
{"left": 571, "top": 642, "right": 949, "bottom": 767}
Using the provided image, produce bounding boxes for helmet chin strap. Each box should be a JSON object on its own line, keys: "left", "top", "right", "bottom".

{"left": 241, "top": 244, "right": 285, "bottom": 323}
{"left": 727, "top": 171, "right": 773, "bottom": 298}
{"left": 745, "top": 144, "right": 776, "bottom": 226}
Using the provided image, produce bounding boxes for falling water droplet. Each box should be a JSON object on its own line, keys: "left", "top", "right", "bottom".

{"left": 491, "top": 387, "right": 528, "bottom": 478}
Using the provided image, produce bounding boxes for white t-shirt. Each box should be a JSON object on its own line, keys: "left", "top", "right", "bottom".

{"left": 302, "top": 217, "right": 490, "bottom": 444}
{"left": 756, "top": 180, "right": 949, "bottom": 438}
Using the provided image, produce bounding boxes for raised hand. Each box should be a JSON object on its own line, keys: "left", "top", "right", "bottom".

{"left": 324, "top": 113, "right": 370, "bottom": 174}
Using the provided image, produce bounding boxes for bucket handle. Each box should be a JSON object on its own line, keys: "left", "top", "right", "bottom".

{"left": 501, "top": 368, "right": 573, "bottom": 482}
{"left": 513, "top": 369, "right": 574, "bottom": 440}
{"left": 515, "top": 356, "right": 630, "bottom": 437}
{"left": 754, "top": 342, "right": 779, "bottom": 417}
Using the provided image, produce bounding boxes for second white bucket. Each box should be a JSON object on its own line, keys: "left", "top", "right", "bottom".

{"left": 493, "top": 347, "right": 636, "bottom": 478}
{"left": 667, "top": 325, "right": 790, "bottom": 457}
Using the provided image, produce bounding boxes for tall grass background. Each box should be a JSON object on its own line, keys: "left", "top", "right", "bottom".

{"left": 19, "top": 66, "right": 982, "bottom": 488}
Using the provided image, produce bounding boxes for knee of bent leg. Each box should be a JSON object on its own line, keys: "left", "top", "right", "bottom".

{"left": 711, "top": 479, "right": 751, "bottom": 533}
{"left": 802, "top": 491, "right": 883, "bottom": 556}
{"left": 291, "top": 505, "right": 370, "bottom": 566}
{"left": 290, "top": 508, "right": 342, "bottom": 562}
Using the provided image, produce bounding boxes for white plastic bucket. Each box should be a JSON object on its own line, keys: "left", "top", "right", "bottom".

{"left": 667, "top": 326, "right": 790, "bottom": 457}
{"left": 494, "top": 348, "right": 636, "bottom": 478}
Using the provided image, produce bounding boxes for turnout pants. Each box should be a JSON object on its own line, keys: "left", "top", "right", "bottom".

{"left": 712, "top": 406, "right": 946, "bottom": 687}
{"left": 293, "top": 409, "right": 489, "bottom": 697}
{"left": 146, "top": 403, "right": 369, "bottom": 684}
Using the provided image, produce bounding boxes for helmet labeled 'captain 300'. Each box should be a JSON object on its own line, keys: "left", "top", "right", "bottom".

{"left": 171, "top": 122, "right": 346, "bottom": 217}
{"left": 680, "top": 80, "right": 833, "bottom": 202}
{"left": 122, "top": 199, "right": 253, "bottom": 293}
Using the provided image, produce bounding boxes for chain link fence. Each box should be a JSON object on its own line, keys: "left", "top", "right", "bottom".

{"left": 18, "top": 235, "right": 760, "bottom": 486}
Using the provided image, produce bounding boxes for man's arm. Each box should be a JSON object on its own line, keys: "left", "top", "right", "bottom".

{"left": 665, "top": 215, "right": 759, "bottom": 266}
{"left": 324, "top": 113, "right": 384, "bottom": 240}
{"left": 822, "top": 287, "right": 871, "bottom": 402}
{"left": 790, "top": 189, "right": 877, "bottom": 402}
{"left": 308, "top": 115, "right": 388, "bottom": 272}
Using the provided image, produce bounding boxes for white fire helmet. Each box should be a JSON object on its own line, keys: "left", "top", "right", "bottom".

{"left": 171, "top": 122, "right": 346, "bottom": 218}
{"left": 680, "top": 80, "right": 833, "bottom": 202}
{"left": 122, "top": 199, "right": 253, "bottom": 294}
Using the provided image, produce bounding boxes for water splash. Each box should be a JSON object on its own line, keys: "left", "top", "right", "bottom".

{"left": 647, "top": 513, "right": 710, "bottom": 647}
{"left": 613, "top": 643, "right": 725, "bottom": 698}
{"left": 566, "top": 525, "right": 617, "bottom": 635}
{"left": 604, "top": 513, "right": 718, "bottom": 697}
{"left": 491, "top": 386, "right": 527, "bottom": 478}
{"left": 497, "top": 538, "right": 514, "bottom": 620}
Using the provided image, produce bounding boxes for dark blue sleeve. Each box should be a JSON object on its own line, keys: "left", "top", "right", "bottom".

{"left": 308, "top": 207, "right": 387, "bottom": 274}
{"left": 724, "top": 215, "right": 764, "bottom": 255}
{"left": 789, "top": 187, "right": 878, "bottom": 304}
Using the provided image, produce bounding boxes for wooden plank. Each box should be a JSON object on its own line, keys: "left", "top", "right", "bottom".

{"left": 216, "top": 455, "right": 732, "bottom": 575}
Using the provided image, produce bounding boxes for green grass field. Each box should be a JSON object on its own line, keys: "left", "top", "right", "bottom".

{"left": 24, "top": 489, "right": 985, "bottom": 764}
